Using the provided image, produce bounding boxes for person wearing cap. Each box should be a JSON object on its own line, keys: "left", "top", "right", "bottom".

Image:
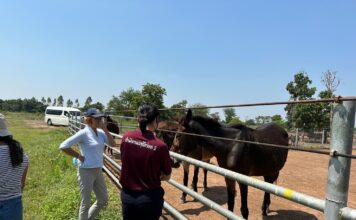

{"left": 59, "top": 108, "right": 115, "bottom": 220}
{"left": 119, "top": 104, "right": 172, "bottom": 220}
{"left": 0, "top": 114, "right": 29, "bottom": 220}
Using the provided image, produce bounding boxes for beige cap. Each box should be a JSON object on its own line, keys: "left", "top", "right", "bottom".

{"left": 0, "top": 114, "right": 11, "bottom": 137}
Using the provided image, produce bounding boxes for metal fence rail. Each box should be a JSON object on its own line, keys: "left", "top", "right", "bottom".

{"left": 105, "top": 96, "right": 356, "bottom": 113}
{"left": 67, "top": 99, "right": 356, "bottom": 220}
{"left": 102, "top": 152, "right": 243, "bottom": 220}
{"left": 170, "top": 151, "right": 325, "bottom": 212}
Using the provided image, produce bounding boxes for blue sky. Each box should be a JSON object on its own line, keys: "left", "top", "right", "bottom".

{"left": 1, "top": 1, "right": 355, "bottom": 120}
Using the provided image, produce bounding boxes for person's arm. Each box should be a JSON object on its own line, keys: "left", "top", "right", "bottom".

{"left": 159, "top": 145, "right": 172, "bottom": 181}
{"left": 59, "top": 130, "right": 85, "bottom": 162}
{"left": 61, "top": 148, "right": 85, "bottom": 162}
{"left": 102, "top": 126, "right": 116, "bottom": 149}
{"left": 21, "top": 165, "right": 28, "bottom": 191}
{"left": 160, "top": 172, "right": 171, "bottom": 181}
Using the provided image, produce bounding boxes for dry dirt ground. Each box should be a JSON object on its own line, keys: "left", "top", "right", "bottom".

{"left": 159, "top": 150, "right": 356, "bottom": 220}
{"left": 29, "top": 120, "right": 355, "bottom": 220}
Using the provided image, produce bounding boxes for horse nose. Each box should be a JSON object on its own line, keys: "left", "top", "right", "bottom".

{"left": 171, "top": 157, "right": 181, "bottom": 168}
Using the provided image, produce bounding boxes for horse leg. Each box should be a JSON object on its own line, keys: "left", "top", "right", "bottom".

{"left": 225, "top": 178, "right": 236, "bottom": 219}
{"left": 203, "top": 168, "right": 208, "bottom": 189}
{"left": 238, "top": 182, "right": 249, "bottom": 219}
{"left": 181, "top": 162, "right": 189, "bottom": 203}
{"left": 262, "top": 173, "right": 279, "bottom": 216}
{"left": 191, "top": 166, "right": 199, "bottom": 192}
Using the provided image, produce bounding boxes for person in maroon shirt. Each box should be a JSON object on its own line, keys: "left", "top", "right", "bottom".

{"left": 119, "top": 104, "right": 172, "bottom": 220}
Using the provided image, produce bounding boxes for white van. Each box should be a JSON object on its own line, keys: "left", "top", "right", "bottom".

{"left": 45, "top": 106, "right": 81, "bottom": 126}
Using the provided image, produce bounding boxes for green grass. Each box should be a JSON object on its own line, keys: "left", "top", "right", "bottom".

{"left": 4, "top": 112, "right": 122, "bottom": 220}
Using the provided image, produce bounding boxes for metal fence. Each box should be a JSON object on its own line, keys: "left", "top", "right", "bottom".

{"left": 68, "top": 99, "right": 356, "bottom": 220}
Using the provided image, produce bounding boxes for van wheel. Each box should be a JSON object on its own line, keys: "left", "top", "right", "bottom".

{"left": 47, "top": 119, "right": 52, "bottom": 126}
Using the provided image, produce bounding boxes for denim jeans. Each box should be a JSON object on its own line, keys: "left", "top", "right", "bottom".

{"left": 0, "top": 196, "right": 23, "bottom": 220}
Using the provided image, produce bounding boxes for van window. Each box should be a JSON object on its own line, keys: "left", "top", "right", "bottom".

{"left": 46, "top": 109, "right": 63, "bottom": 115}
{"left": 64, "top": 111, "right": 70, "bottom": 117}
{"left": 70, "top": 111, "right": 81, "bottom": 116}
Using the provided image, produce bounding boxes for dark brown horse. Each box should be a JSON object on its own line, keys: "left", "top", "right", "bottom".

{"left": 157, "top": 120, "right": 213, "bottom": 203}
{"left": 171, "top": 110, "right": 289, "bottom": 219}
{"left": 104, "top": 115, "right": 120, "bottom": 155}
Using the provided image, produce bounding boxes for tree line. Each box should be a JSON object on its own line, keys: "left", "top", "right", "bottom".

{"left": 0, "top": 70, "right": 340, "bottom": 131}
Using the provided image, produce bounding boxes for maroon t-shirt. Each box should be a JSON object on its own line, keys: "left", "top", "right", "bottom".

{"left": 119, "top": 129, "right": 172, "bottom": 191}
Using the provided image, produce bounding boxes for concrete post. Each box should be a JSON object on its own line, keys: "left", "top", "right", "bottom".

{"left": 324, "top": 101, "right": 356, "bottom": 219}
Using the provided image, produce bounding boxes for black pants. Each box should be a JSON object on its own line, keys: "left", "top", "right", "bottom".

{"left": 121, "top": 187, "right": 164, "bottom": 220}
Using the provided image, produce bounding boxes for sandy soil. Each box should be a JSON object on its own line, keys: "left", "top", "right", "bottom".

{"left": 157, "top": 150, "right": 356, "bottom": 220}
{"left": 37, "top": 121, "right": 355, "bottom": 220}
{"left": 24, "top": 120, "right": 61, "bottom": 129}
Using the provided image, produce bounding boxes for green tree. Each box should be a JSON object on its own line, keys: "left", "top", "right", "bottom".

{"left": 169, "top": 100, "right": 188, "bottom": 120}
{"left": 120, "top": 88, "right": 143, "bottom": 110}
{"left": 74, "top": 99, "right": 80, "bottom": 108}
{"left": 229, "top": 116, "right": 243, "bottom": 125}
{"left": 245, "top": 119, "right": 256, "bottom": 126}
{"left": 57, "top": 95, "right": 64, "bottom": 107}
{"left": 210, "top": 112, "right": 221, "bottom": 122}
{"left": 190, "top": 103, "right": 209, "bottom": 117}
{"left": 321, "top": 70, "right": 340, "bottom": 130}
{"left": 47, "top": 97, "right": 52, "bottom": 106}
{"left": 141, "top": 83, "right": 167, "bottom": 109}
{"left": 107, "top": 88, "right": 143, "bottom": 117}
{"left": 89, "top": 102, "right": 105, "bottom": 111}
{"left": 170, "top": 100, "right": 188, "bottom": 109}
{"left": 223, "top": 108, "right": 236, "bottom": 124}
{"left": 255, "top": 115, "right": 272, "bottom": 125}
{"left": 41, "top": 97, "right": 46, "bottom": 105}
{"left": 66, "top": 99, "right": 73, "bottom": 107}
{"left": 271, "top": 114, "right": 287, "bottom": 128}
{"left": 84, "top": 96, "right": 92, "bottom": 107}
{"left": 285, "top": 71, "right": 318, "bottom": 130}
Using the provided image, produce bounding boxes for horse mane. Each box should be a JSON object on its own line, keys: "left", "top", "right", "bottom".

{"left": 229, "top": 123, "right": 255, "bottom": 141}
{"left": 191, "top": 116, "right": 222, "bottom": 128}
{"left": 106, "top": 115, "right": 120, "bottom": 134}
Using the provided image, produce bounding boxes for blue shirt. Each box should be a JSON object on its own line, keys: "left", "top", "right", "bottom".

{"left": 59, "top": 126, "right": 108, "bottom": 168}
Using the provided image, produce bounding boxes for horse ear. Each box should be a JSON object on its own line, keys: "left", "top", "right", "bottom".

{"left": 184, "top": 109, "right": 192, "bottom": 126}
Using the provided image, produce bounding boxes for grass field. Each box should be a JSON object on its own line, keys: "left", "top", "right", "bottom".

{"left": 3, "top": 112, "right": 122, "bottom": 220}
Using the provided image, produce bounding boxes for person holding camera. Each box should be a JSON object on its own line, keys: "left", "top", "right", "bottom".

{"left": 59, "top": 108, "right": 115, "bottom": 220}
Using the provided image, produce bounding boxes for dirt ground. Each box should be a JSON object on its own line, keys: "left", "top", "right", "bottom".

{"left": 30, "top": 120, "right": 355, "bottom": 220}
{"left": 159, "top": 150, "right": 356, "bottom": 220}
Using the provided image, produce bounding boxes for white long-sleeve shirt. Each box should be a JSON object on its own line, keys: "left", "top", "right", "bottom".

{"left": 60, "top": 126, "right": 108, "bottom": 168}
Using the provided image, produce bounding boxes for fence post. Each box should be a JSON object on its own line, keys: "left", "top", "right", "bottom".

{"left": 324, "top": 100, "right": 356, "bottom": 219}
{"left": 294, "top": 128, "right": 299, "bottom": 147}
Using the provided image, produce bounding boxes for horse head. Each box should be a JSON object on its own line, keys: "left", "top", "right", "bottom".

{"left": 157, "top": 121, "right": 179, "bottom": 150}
{"left": 104, "top": 115, "right": 120, "bottom": 134}
{"left": 171, "top": 109, "right": 200, "bottom": 167}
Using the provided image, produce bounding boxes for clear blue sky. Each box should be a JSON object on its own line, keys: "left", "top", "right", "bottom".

{"left": 1, "top": 1, "right": 355, "bottom": 120}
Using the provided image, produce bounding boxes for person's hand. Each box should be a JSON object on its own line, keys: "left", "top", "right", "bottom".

{"left": 78, "top": 154, "right": 85, "bottom": 163}
{"left": 100, "top": 119, "right": 108, "bottom": 130}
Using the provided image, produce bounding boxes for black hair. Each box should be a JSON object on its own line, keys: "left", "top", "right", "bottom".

{"left": 137, "top": 104, "right": 160, "bottom": 133}
{"left": 0, "top": 135, "right": 24, "bottom": 167}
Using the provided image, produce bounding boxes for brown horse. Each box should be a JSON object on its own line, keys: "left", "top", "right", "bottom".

{"left": 171, "top": 110, "right": 289, "bottom": 219}
{"left": 157, "top": 120, "right": 213, "bottom": 203}
{"left": 104, "top": 115, "right": 120, "bottom": 155}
